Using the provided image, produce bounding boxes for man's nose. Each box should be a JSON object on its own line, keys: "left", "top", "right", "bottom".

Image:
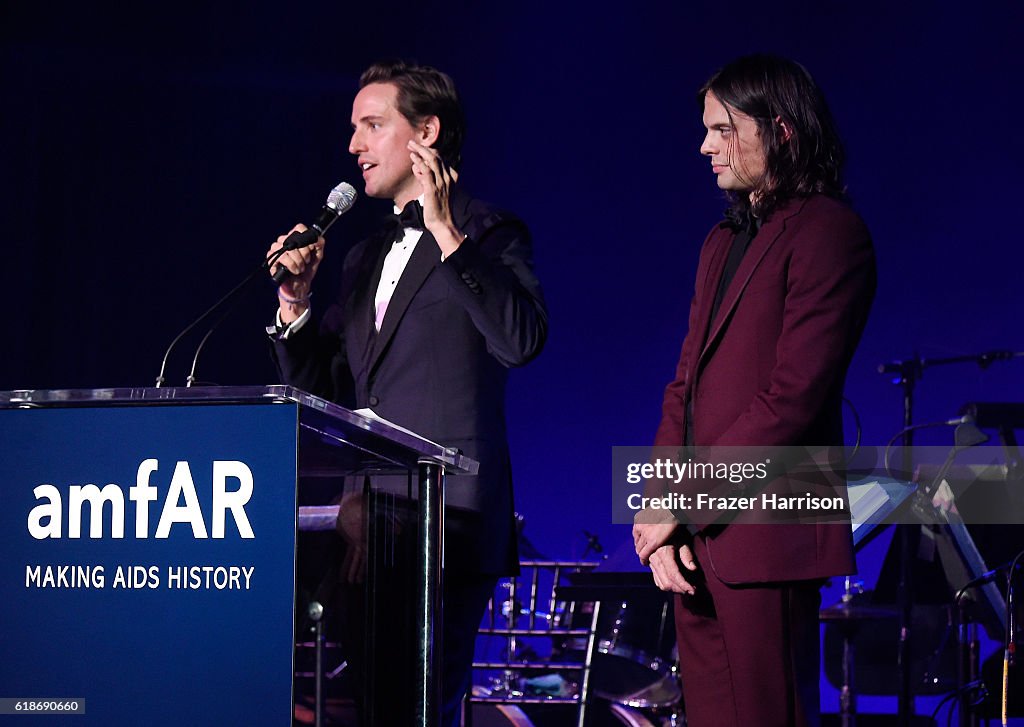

{"left": 348, "top": 130, "right": 363, "bottom": 155}
{"left": 699, "top": 131, "right": 715, "bottom": 156}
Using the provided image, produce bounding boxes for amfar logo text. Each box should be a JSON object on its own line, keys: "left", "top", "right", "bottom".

{"left": 27, "top": 459, "right": 255, "bottom": 539}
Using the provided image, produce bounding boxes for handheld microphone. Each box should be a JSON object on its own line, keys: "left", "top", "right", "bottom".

{"left": 153, "top": 182, "right": 357, "bottom": 388}
{"left": 272, "top": 182, "right": 358, "bottom": 283}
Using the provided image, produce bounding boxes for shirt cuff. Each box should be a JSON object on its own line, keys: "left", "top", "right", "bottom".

{"left": 266, "top": 306, "right": 311, "bottom": 340}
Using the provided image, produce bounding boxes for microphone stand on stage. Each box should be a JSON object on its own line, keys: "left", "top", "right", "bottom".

{"left": 877, "top": 349, "right": 1022, "bottom": 727}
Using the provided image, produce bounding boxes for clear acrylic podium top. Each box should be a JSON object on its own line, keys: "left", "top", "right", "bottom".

{"left": 0, "top": 385, "right": 479, "bottom": 478}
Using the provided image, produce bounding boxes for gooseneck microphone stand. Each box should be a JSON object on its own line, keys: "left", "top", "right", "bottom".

{"left": 153, "top": 246, "right": 293, "bottom": 388}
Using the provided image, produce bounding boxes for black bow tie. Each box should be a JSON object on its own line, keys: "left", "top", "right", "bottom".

{"left": 388, "top": 200, "right": 425, "bottom": 240}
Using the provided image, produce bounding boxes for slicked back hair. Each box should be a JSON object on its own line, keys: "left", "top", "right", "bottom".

{"left": 360, "top": 60, "right": 466, "bottom": 169}
{"left": 700, "top": 54, "right": 846, "bottom": 224}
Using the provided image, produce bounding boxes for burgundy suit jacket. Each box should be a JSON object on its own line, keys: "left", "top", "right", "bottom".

{"left": 654, "top": 194, "right": 876, "bottom": 584}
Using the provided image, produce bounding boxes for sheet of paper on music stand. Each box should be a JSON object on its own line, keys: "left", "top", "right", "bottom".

{"left": 847, "top": 477, "right": 915, "bottom": 546}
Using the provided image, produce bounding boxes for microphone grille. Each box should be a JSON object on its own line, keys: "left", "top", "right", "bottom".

{"left": 326, "top": 182, "right": 358, "bottom": 214}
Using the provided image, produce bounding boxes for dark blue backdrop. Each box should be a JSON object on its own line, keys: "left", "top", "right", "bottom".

{"left": 3, "top": 2, "right": 1023, "bottom": 713}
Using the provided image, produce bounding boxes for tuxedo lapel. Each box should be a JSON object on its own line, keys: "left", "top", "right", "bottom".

{"left": 356, "top": 188, "right": 472, "bottom": 377}
{"left": 346, "top": 232, "right": 391, "bottom": 381}
{"left": 367, "top": 230, "right": 440, "bottom": 372}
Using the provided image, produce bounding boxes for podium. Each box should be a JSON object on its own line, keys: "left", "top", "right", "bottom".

{"left": 0, "top": 386, "right": 477, "bottom": 726}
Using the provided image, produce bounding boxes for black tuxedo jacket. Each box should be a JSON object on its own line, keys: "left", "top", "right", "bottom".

{"left": 272, "top": 189, "right": 547, "bottom": 574}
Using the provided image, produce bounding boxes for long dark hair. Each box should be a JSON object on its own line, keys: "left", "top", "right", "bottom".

{"left": 360, "top": 60, "right": 466, "bottom": 169}
{"left": 700, "top": 54, "right": 845, "bottom": 224}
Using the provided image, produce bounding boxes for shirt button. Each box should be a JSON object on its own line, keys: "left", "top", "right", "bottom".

{"left": 368, "top": 395, "right": 380, "bottom": 407}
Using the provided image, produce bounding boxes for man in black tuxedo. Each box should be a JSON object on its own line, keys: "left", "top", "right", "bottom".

{"left": 267, "top": 60, "right": 547, "bottom": 726}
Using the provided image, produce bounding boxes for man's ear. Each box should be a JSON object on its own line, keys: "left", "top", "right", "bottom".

{"left": 776, "top": 116, "right": 793, "bottom": 142}
{"left": 419, "top": 115, "right": 441, "bottom": 146}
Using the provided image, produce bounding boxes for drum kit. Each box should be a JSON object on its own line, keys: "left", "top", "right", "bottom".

{"left": 469, "top": 560, "right": 685, "bottom": 727}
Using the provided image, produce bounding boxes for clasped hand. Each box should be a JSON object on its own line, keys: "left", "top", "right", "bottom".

{"left": 633, "top": 512, "right": 699, "bottom": 595}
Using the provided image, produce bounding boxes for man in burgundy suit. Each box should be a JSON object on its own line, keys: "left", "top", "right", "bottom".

{"left": 634, "top": 55, "right": 876, "bottom": 727}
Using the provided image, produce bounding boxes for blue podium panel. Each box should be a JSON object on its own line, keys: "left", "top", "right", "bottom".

{"left": 0, "top": 403, "right": 299, "bottom": 725}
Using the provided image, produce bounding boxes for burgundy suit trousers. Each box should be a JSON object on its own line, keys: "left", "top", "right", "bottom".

{"left": 675, "top": 534, "right": 824, "bottom": 727}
